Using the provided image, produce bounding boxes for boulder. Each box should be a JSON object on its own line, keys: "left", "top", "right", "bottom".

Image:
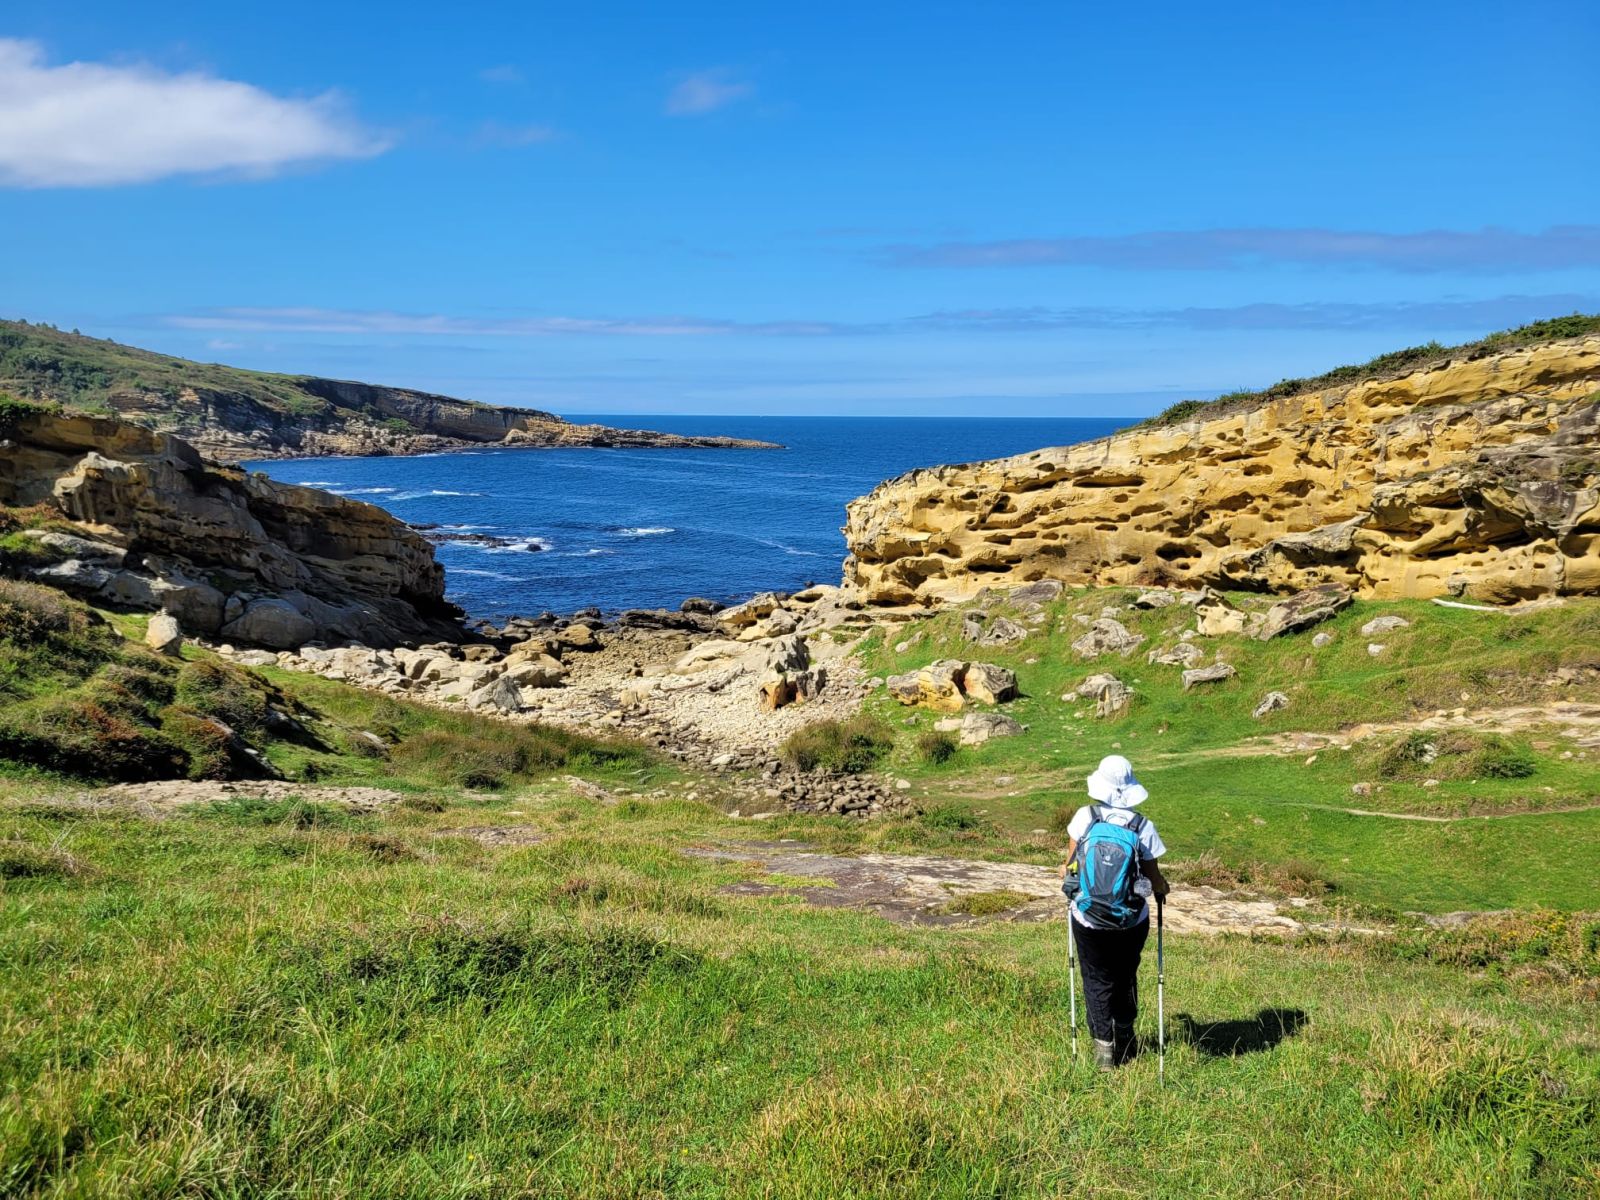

{"left": 764, "top": 634, "right": 810, "bottom": 674}
{"left": 504, "top": 661, "right": 567, "bottom": 689}
{"left": 1133, "top": 589, "right": 1177, "bottom": 609}
{"left": 1182, "top": 663, "right": 1238, "bottom": 690}
{"left": 1194, "top": 589, "right": 1248, "bottom": 637}
{"left": 680, "top": 596, "right": 723, "bottom": 615}
{"left": 978, "top": 616, "right": 1028, "bottom": 646}
{"left": 760, "top": 608, "right": 800, "bottom": 638}
{"left": 886, "top": 659, "right": 968, "bottom": 712}
{"left": 1075, "top": 673, "right": 1122, "bottom": 700}
{"left": 1071, "top": 617, "right": 1144, "bottom": 658}
{"left": 672, "top": 639, "right": 745, "bottom": 673}
{"left": 960, "top": 613, "right": 986, "bottom": 642}
{"left": 961, "top": 662, "right": 1018, "bottom": 705}
{"left": 1258, "top": 584, "right": 1354, "bottom": 640}
{"left": 1312, "top": 632, "right": 1335, "bottom": 648}
{"left": 220, "top": 598, "right": 316, "bottom": 650}
{"left": 1095, "top": 679, "right": 1131, "bottom": 717}
{"left": 467, "top": 675, "right": 524, "bottom": 714}
{"left": 144, "top": 612, "right": 183, "bottom": 656}
{"left": 1147, "top": 642, "right": 1204, "bottom": 667}
{"left": 1253, "top": 691, "right": 1290, "bottom": 718}
{"left": 1007, "top": 580, "right": 1063, "bottom": 606}
{"left": 717, "top": 592, "right": 783, "bottom": 630}
{"left": 23, "top": 530, "right": 127, "bottom": 565}
{"left": 1361, "top": 614, "right": 1411, "bottom": 637}
{"left": 959, "top": 711, "right": 1025, "bottom": 746}
{"left": 560, "top": 623, "right": 599, "bottom": 650}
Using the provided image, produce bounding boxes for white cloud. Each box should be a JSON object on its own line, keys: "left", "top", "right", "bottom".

{"left": 0, "top": 38, "right": 389, "bottom": 187}
{"left": 664, "top": 69, "right": 753, "bottom": 116}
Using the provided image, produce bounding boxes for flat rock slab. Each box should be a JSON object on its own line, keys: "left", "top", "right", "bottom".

{"left": 434, "top": 824, "right": 546, "bottom": 847}
{"left": 82, "top": 781, "right": 406, "bottom": 815}
{"left": 685, "top": 842, "right": 1301, "bottom": 934}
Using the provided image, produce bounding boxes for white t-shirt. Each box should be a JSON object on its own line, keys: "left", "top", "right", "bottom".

{"left": 1066, "top": 804, "right": 1166, "bottom": 928}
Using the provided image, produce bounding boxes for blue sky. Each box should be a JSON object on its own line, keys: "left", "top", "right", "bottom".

{"left": 2, "top": 0, "right": 1597, "bottom": 416}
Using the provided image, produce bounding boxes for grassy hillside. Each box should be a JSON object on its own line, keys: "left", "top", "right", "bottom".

{"left": 0, "top": 318, "right": 554, "bottom": 433}
{"left": 1142, "top": 312, "right": 1600, "bottom": 427}
{"left": 3, "top": 759, "right": 1596, "bottom": 1197}
{"left": 2, "top": 585, "right": 1598, "bottom": 1195}
{"left": 795, "top": 588, "right": 1600, "bottom": 915}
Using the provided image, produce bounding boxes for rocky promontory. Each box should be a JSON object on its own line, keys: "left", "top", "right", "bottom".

{"left": 844, "top": 333, "right": 1600, "bottom": 607}
{"left": 0, "top": 320, "right": 779, "bottom": 461}
{"left": 0, "top": 403, "right": 461, "bottom": 647}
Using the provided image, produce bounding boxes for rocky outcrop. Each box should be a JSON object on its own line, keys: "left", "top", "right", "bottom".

{"left": 843, "top": 336, "right": 1600, "bottom": 606}
{"left": 0, "top": 409, "right": 461, "bottom": 647}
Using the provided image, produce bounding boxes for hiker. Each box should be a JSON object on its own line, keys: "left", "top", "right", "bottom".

{"left": 1060, "top": 754, "right": 1169, "bottom": 1069}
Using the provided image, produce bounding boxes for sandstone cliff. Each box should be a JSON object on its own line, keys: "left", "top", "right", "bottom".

{"left": 843, "top": 335, "right": 1600, "bottom": 606}
{"left": 1, "top": 320, "right": 779, "bottom": 461}
{"left": 0, "top": 405, "right": 462, "bottom": 647}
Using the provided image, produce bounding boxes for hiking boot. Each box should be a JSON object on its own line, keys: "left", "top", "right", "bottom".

{"left": 1113, "top": 1025, "right": 1140, "bottom": 1065}
{"left": 1093, "top": 1039, "right": 1116, "bottom": 1071}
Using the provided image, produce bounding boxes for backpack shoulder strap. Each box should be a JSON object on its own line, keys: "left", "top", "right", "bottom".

{"left": 1087, "top": 804, "right": 1106, "bottom": 825}
{"left": 1125, "top": 812, "right": 1147, "bottom": 835}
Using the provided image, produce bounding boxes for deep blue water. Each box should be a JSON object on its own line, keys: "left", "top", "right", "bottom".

{"left": 252, "top": 415, "right": 1129, "bottom": 620}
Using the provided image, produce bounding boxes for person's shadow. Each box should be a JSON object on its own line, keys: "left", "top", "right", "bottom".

{"left": 1173, "top": 1007, "right": 1307, "bottom": 1056}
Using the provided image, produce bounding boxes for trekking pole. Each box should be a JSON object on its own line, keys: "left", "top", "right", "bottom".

{"left": 1066, "top": 905, "right": 1079, "bottom": 1059}
{"left": 1156, "top": 894, "right": 1166, "bottom": 1089}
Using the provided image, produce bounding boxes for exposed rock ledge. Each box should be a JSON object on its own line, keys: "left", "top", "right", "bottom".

{"left": 843, "top": 336, "right": 1600, "bottom": 606}
{"left": 0, "top": 409, "right": 462, "bottom": 647}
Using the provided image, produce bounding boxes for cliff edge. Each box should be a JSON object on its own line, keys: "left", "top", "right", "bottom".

{"left": 843, "top": 333, "right": 1600, "bottom": 606}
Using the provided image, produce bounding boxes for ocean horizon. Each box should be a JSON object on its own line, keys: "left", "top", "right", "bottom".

{"left": 253, "top": 414, "right": 1133, "bottom": 620}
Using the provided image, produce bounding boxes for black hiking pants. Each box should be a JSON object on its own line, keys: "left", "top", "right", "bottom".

{"left": 1072, "top": 917, "right": 1149, "bottom": 1045}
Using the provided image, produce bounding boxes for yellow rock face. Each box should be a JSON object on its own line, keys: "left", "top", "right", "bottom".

{"left": 843, "top": 337, "right": 1600, "bottom": 606}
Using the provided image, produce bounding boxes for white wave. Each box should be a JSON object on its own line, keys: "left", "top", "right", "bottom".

{"left": 560, "top": 548, "right": 614, "bottom": 557}
{"left": 751, "top": 536, "right": 828, "bottom": 558}
{"left": 453, "top": 568, "right": 525, "bottom": 582}
{"left": 488, "top": 538, "right": 553, "bottom": 553}
{"left": 616, "top": 526, "right": 675, "bottom": 536}
{"left": 329, "top": 486, "right": 396, "bottom": 495}
{"left": 297, "top": 479, "right": 340, "bottom": 486}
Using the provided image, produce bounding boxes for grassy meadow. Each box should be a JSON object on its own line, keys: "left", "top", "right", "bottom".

{"left": 2, "top": 582, "right": 1599, "bottom": 1197}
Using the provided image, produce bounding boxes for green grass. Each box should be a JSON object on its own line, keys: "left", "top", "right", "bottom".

{"left": 1140, "top": 312, "right": 1600, "bottom": 427}
{"left": 1, "top": 781, "right": 1595, "bottom": 1198}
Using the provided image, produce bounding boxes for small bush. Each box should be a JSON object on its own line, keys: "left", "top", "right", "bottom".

{"left": 780, "top": 715, "right": 894, "bottom": 774}
{"left": 0, "top": 578, "right": 90, "bottom": 641}
{"left": 1473, "top": 738, "right": 1536, "bottom": 779}
{"left": 173, "top": 660, "right": 271, "bottom": 737}
{"left": 390, "top": 721, "right": 635, "bottom": 789}
{"left": 158, "top": 707, "right": 236, "bottom": 780}
{"left": 921, "top": 803, "right": 984, "bottom": 832}
{"left": 915, "top": 731, "right": 959, "bottom": 765}
{"left": 941, "top": 889, "right": 1030, "bottom": 916}
{"left": 0, "top": 695, "right": 184, "bottom": 780}
{"left": 94, "top": 660, "right": 176, "bottom": 706}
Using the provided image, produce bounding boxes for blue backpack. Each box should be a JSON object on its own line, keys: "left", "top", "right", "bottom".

{"left": 1065, "top": 805, "right": 1147, "bottom": 928}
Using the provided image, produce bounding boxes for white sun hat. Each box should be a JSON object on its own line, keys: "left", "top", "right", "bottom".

{"left": 1085, "top": 754, "right": 1148, "bottom": 808}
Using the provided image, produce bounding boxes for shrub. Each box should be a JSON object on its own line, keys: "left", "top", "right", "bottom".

{"left": 0, "top": 695, "right": 185, "bottom": 780}
{"left": 389, "top": 721, "right": 632, "bottom": 789}
{"left": 780, "top": 715, "right": 894, "bottom": 774}
{"left": 921, "top": 803, "right": 984, "bottom": 832}
{"left": 94, "top": 660, "right": 176, "bottom": 706}
{"left": 1473, "top": 737, "right": 1536, "bottom": 780}
{"left": 0, "top": 578, "right": 90, "bottom": 641}
{"left": 941, "top": 889, "right": 1030, "bottom": 916}
{"left": 173, "top": 659, "right": 271, "bottom": 737}
{"left": 915, "top": 731, "right": 959, "bottom": 765}
{"left": 158, "top": 707, "right": 236, "bottom": 780}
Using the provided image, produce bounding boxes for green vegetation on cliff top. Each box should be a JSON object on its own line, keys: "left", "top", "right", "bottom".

{"left": 0, "top": 317, "right": 548, "bottom": 426}
{"left": 1142, "top": 312, "right": 1600, "bottom": 428}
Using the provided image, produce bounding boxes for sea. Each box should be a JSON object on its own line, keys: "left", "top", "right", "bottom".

{"left": 251, "top": 415, "right": 1130, "bottom": 622}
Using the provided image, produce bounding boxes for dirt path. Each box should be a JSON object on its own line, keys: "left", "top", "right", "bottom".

{"left": 686, "top": 841, "right": 1308, "bottom": 935}
{"left": 1297, "top": 801, "right": 1600, "bottom": 823}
